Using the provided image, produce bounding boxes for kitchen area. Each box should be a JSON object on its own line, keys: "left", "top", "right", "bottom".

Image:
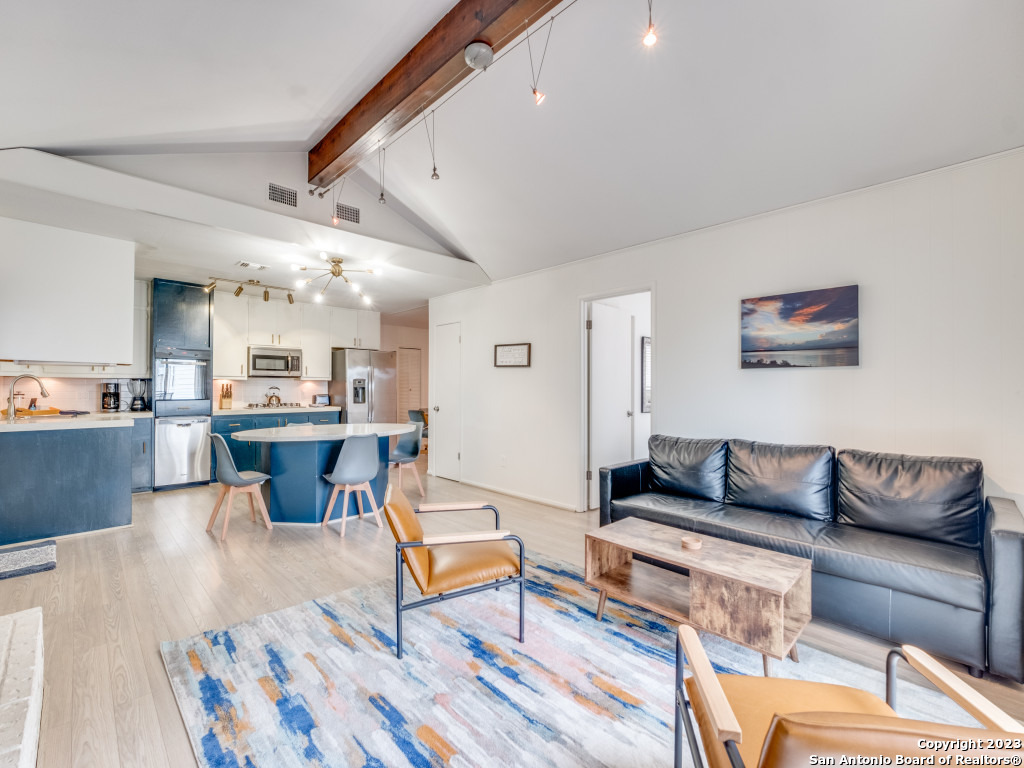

{"left": 0, "top": 220, "right": 398, "bottom": 547}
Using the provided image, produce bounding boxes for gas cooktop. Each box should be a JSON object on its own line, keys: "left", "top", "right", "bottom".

{"left": 245, "top": 402, "right": 304, "bottom": 409}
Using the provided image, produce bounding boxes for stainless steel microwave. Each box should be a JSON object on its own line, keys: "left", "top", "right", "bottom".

{"left": 249, "top": 347, "right": 302, "bottom": 377}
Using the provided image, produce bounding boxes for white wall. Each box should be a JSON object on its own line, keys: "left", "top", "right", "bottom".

{"left": 595, "top": 292, "right": 652, "bottom": 460}
{"left": 430, "top": 148, "right": 1024, "bottom": 511}
{"left": 380, "top": 323, "right": 429, "bottom": 409}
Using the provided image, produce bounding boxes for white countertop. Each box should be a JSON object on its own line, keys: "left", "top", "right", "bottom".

{"left": 214, "top": 406, "right": 342, "bottom": 416}
{"left": 0, "top": 411, "right": 151, "bottom": 433}
{"left": 232, "top": 422, "right": 414, "bottom": 442}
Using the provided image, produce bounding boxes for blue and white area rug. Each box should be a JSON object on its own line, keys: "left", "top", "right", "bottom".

{"left": 0, "top": 539, "right": 56, "bottom": 580}
{"left": 161, "top": 554, "right": 976, "bottom": 768}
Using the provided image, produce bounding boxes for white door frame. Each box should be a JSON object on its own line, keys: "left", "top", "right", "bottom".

{"left": 579, "top": 285, "right": 655, "bottom": 512}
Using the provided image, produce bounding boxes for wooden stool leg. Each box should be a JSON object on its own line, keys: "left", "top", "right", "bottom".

{"left": 322, "top": 486, "right": 340, "bottom": 526}
{"left": 356, "top": 488, "right": 365, "bottom": 519}
{"left": 398, "top": 463, "right": 404, "bottom": 489}
{"left": 206, "top": 485, "right": 228, "bottom": 532}
{"left": 340, "top": 487, "right": 351, "bottom": 538}
{"left": 253, "top": 485, "right": 273, "bottom": 531}
{"left": 362, "top": 482, "right": 383, "bottom": 528}
{"left": 409, "top": 462, "right": 424, "bottom": 496}
{"left": 221, "top": 487, "right": 237, "bottom": 541}
{"left": 247, "top": 492, "right": 256, "bottom": 522}
{"left": 788, "top": 645, "right": 799, "bottom": 663}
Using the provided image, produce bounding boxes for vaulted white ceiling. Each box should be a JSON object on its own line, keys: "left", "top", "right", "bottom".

{"left": 3, "top": 0, "right": 1024, "bottom": 289}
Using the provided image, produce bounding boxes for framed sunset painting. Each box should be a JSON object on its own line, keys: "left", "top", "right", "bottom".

{"left": 740, "top": 285, "right": 859, "bottom": 368}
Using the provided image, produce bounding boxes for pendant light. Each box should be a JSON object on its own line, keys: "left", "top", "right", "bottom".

{"left": 331, "top": 177, "right": 347, "bottom": 226}
{"left": 377, "top": 143, "right": 387, "bottom": 205}
{"left": 643, "top": 0, "right": 657, "bottom": 46}
{"left": 526, "top": 17, "right": 555, "bottom": 106}
{"left": 424, "top": 111, "right": 440, "bottom": 180}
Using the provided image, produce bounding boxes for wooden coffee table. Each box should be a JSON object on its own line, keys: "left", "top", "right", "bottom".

{"left": 585, "top": 517, "right": 811, "bottom": 675}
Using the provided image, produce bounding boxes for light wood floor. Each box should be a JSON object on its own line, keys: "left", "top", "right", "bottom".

{"left": 3, "top": 455, "right": 1021, "bottom": 767}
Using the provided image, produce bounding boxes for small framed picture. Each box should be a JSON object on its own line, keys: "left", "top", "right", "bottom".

{"left": 494, "top": 343, "right": 531, "bottom": 367}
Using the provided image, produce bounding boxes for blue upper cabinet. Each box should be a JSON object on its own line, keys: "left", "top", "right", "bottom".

{"left": 152, "top": 279, "right": 212, "bottom": 351}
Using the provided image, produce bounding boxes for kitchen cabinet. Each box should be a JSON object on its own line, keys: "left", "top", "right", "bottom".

{"left": 213, "top": 294, "right": 249, "bottom": 378}
{"left": 300, "top": 303, "right": 331, "bottom": 379}
{"left": 309, "top": 411, "right": 340, "bottom": 425}
{"left": 211, "top": 416, "right": 256, "bottom": 476}
{"left": 253, "top": 415, "right": 283, "bottom": 430}
{"left": 131, "top": 418, "right": 154, "bottom": 492}
{"left": 282, "top": 413, "right": 310, "bottom": 425}
{"left": 152, "top": 279, "right": 212, "bottom": 351}
{"left": 356, "top": 310, "right": 381, "bottom": 350}
{"left": 329, "top": 307, "right": 380, "bottom": 349}
{"left": 248, "top": 298, "right": 300, "bottom": 347}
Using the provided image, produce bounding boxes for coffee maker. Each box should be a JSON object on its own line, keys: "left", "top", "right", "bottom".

{"left": 101, "top": 382, "right": 120, "bottom": 412}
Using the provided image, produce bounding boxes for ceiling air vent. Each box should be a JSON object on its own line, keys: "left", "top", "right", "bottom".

{"left": 234, "top": 260, "right": 269, "bottom": 271}
{"left": 268, "top": 182, "right": 298, "bottom": 207}
{"left": 336, "top": 202, "right": 360, "bottom": 224}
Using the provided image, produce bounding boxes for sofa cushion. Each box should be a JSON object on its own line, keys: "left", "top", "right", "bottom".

{"left": 648, "top": 435, "right": 729, "bottom": 502}
{"left": 610, "top": 494, "right": 825, "bottom": 559}
{"left": 837, "top": 450, "right": 983, "bottom": 549}
{"left": 726, "top": 440, "right": 835, "bottom": 521}
{"left": 812, "top": 524, "right": 985, "bottom": 612}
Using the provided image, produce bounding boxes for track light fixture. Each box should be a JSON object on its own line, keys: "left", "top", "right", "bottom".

{"left": 203, "top": 280, "right": 217, "bottom": 293}
{"left": 214, "top": 277, "right": 295, "bottom": 302}
{"left": 263, "top": 288, "right": 270, "bottom": 302}
{"left": 233, "top": 285, "right": 244, "bottom": 297}
{"left": 643, "top": 0, "right": 657, "bottom": 46}
{"left": 378, "top": 143, "right": 387, "bottom": 204}
{"left": 308, "top": 188, "right": 316, "bottom": 197}
{"left": 424, "top": 111, "right": 440, "bottom": 181}
{"left": 330, "top": 177, "right": 346, "bottom": 226}
{"left": 464, "top": 40, "right": 494, "bottom": 71}
{"left": 526, "top": 17, "right": 555, "bottom": 106}
{"left": 287, "top": 293, "right": 294, "bottom": 304}
{"left": 317, "top": 189, "right": 327, "bottom": 199}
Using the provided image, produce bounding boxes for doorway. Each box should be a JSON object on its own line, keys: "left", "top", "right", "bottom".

{"left": 433, "top": 321, "right": 462, "bottom": 481}
{"left": 584, "top": 291, "right": 652, "bottom": 510}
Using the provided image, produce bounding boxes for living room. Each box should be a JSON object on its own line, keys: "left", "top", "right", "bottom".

{"left": 1, "top": 1, "right": 1023, "bottom": 767}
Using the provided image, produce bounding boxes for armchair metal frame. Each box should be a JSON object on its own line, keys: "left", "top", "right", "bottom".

{"left": 675, "top": 626, "right": 1023, "bottom": 768}
{"left": 393, "top": 501, "right": 525, "bottom": 659}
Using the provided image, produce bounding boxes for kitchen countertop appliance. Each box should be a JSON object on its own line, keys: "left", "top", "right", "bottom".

{"left": 126, "top": 378, "right": 148, "bottom": 411}
{"left": 266, "top": 386, "right": 282, "bottom": 406}
{"left": 329, "top": 348, "right": 397, "bottom": 423}
{"left": 101, "top": 382, "right": 120, "bottom": 412}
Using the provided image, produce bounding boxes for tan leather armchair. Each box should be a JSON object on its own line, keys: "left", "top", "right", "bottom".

{"left": 382, "top": 486, "right": 525, "bottom": 659}
{"left": 676, "top": 624, "right": 1024, "bottom": 768}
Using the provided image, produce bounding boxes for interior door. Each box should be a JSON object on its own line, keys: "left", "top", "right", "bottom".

{"left": 433, "top": 322, "right": 461, "bottom": 481}
{"left": 589, "top": 302, "right": 633, "bottom": 507}
{"left": 397, "top": 348, "right": 422, "bottom": 419}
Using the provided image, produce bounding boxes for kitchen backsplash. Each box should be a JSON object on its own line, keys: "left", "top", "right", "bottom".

{"left": 214, "top": 378, "right": 327, "bottom": 408}
{"left": 0, "top": 376, "right": 146, "bottom": 412}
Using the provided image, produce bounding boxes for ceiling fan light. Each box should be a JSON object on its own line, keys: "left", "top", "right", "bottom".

{"left": 233, "top": 285, "right": 244, "bottom": 297}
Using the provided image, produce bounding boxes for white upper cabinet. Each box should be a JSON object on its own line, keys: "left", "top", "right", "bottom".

{"left": 300, "top": 303, "right": 331, "bottom": 380}
{"left": 356, "top": 310, "right": 381, "bottom": 350}
{"left": 330, "top": 307, "right": 359, "bottom": 348}
{"left": 213, "top": 294, "right": 249, "bottom": 378}
{"left": 122, "top": 280, "right": 152, "bottom": 378}
{"left": 247, "top": 297, "right": 301, "bottom": 347}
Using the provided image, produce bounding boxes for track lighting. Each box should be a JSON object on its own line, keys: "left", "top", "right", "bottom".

{"left": 211, "top": 277, "right": 295, "bottom": 302}
{"left": 377, "top": 143, "right": 387, "bottom": 205}
{"left": 424, "top": 111, "right": 440, "bottom": 180}
{"left": 308, "top": 188, "right": 316, "bottom": 197}
{"left": 203, "top": 280, "right": 217, "bottom": 293}
{"left": 263, "top": 288, "right": 270, "bottom": 302}
{"left": 287, "top": 293, "right": 294, "bottom": 305}
{"left": 526, "top": 18, "right": 555, "bottom": 106}
{"left": 643, "top": 0, "right": 657, "bottom": 46}
{"left": 332, "top": 215, "right": 339, "bottom": 226}
{"left": 233, "top": 285, "right": 244, "bottom": 297}
{"left": 317, "top": 190, "right": 327, "bottom": 199}
{"left": 329, "top": 177, "right": 348, "bottom": 227}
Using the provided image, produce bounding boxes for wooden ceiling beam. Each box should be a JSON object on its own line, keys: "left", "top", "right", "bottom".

{"left": 308, "top": 0, "right": 564, "bottom": 188}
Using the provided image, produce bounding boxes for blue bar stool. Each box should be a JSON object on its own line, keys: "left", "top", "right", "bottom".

{"left": 321, "top": 433, "right": 383, "bottom": 537}
{"left": 206, "top": 434, "right": 273, "bottom": 541}
{"left": 390, "top": 422, "right": 424, "bottom": 495}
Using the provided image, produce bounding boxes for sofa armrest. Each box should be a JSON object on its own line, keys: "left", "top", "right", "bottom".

{"left": 599, "top": 459, "right": 650, "bottom": 526}
{"left": 984, "top": 496, "right": 1024, "bottom": 682}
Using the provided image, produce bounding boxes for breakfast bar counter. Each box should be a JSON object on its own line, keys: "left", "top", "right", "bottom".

{"left": 231, "top": 422, "right": 414, "bottom": 525}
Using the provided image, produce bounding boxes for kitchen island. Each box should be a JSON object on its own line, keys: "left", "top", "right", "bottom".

{"left": 231, "top": 422, "right": 415, "bottom": 525}
{"left": 0, "top": 413, "right": 147, "bottom": 545}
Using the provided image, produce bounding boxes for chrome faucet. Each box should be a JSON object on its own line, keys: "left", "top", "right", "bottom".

{"left": 7, "top": 374, "right": 50, "bottom": 423}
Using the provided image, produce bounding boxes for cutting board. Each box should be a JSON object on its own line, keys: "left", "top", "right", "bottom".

{"left": 0, "top": 408, "right": 62, "bottom": 417}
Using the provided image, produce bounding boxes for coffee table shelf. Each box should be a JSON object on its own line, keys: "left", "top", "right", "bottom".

{"left": 586, "top": 517, "right": 812, "bottom": 674}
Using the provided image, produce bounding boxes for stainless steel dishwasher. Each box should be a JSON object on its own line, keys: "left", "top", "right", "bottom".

{"left": 154, "top": 416, "right": 211, "bottom": 488}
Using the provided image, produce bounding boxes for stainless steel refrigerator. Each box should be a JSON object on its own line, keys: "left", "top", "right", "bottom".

{"left": 329, "top": 349, "right": 398, "bottom": 423}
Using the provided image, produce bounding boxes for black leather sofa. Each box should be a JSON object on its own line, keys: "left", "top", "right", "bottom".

{"left": 600, "top": 435, "right": 1024, "bottom": 681}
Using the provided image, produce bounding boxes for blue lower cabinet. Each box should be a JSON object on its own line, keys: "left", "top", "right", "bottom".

{"left": 253, "top": 415, "right": 282, "bottom": 430}
{"left": 131, "top": 418, "right": 154, "bottom": 492}
{"left": 212, "top": 416, "right": 256, "bottom": 476}
{"left": 0, "top": 426, "right": 132, "bottom": 545}
{"left": 282, "top": 413, "right": 310, "bottom": 425}
{"left": 309, "top": 411, "right": 340, "bottom": 425}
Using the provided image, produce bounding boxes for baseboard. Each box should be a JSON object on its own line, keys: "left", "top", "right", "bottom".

{"left": 2, "top": 523, "right": 134, "bottom": 550}
{"left": 455, "top": 480, "right": 578, "bottom": 513}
